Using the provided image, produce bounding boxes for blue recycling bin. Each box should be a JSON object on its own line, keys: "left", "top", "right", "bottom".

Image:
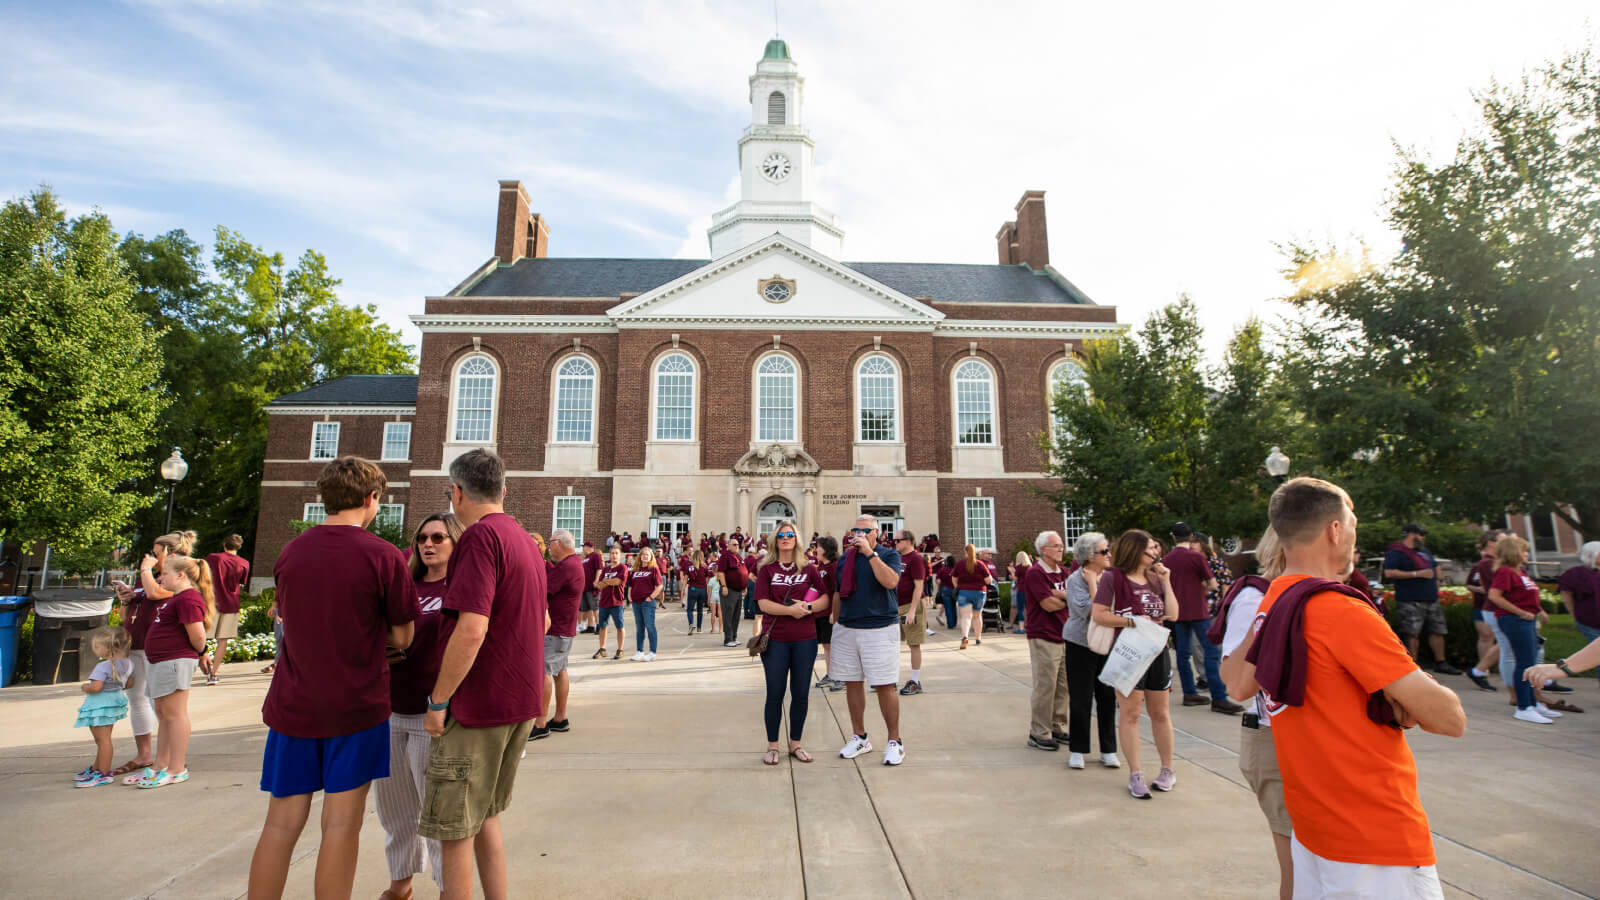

{"left": 0, "top": 596, "right": 29, "bottom": 687}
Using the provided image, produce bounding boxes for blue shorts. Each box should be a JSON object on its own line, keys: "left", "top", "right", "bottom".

{"left": 260, "top": 718, "right": 389, "bottom": 798}
{"left": 597, "top": 606, "right": 625, "bottom": 630}
{"left": 957, "top": 589, "right": 986, "bottom": 609}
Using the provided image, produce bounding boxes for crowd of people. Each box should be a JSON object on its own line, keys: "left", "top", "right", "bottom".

{"left": 55, "top": 447, "right": 1600, "bottom": 900}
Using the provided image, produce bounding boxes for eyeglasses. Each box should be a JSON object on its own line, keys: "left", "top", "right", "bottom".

{"left": 416, "top": 533, "right": 449, "bottom": 545}
{"left": 775, "top": 532, "right": 796, "bottom": 539}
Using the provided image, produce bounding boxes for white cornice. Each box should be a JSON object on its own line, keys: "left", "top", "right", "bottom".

{"left": 265, "top": 405, "right": 417, "bottom": 416}
{"left": 614, "top": 317, "right": 938, "bottom": 331}
{"left": 933, "top": 320, "right": 1127, "bottom": 339}
{"left": 410, "top": 314, "right": 615, "bottom": 333}
{"left": 404, "top": 313, "right": 1121, "bottom": 336}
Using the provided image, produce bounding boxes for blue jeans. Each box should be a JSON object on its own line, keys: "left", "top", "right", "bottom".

{"left": 1497, "top": 613, "right": 1538, "bottom": 709}
{"left": 632, "top": 600, "right": 658, "bottom": 653}
{"left": 1171, "top": 619, "right": 1223, "bottom": 701}
{"left": 939, "top": 587, "right": 956, "bottom": 628}
{"left": 762, "top": 638, "right": 819, "bottom": 743}
{"left": 744, "top": 587, "right": 758, "bottom": 619}
{"left": 686, "top": 587, "right": 707, "bottom": 629}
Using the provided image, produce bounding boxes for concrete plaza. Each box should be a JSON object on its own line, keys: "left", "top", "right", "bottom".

{"left": 1, "top": 616, "right": 1595, "bottom": 899}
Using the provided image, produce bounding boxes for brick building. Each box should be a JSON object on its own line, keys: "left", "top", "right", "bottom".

{"left": 253, "top": 40, "right": 1122, "bottom": 587}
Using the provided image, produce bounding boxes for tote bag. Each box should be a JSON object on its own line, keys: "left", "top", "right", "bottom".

{"left": 1098, "top": 617, "right": 1172, "bottom": 696}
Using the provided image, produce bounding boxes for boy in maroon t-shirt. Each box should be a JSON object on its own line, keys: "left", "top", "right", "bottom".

{"left": 202, "top": 533, "right": 250, "bottom": 685}
{"left": 249, "top": 457, "right": 418, "bottom": 900}
{"left": 419, "top": 450, "right": 548, "bottom": 898}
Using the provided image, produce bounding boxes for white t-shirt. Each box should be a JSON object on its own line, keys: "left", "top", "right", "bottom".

{"left": 1220, "top": 585, "right": 1274, "bottom": 725}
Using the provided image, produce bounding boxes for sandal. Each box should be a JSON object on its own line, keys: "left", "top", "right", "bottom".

{"left": 1548, "top": 699, "right": 1585, "bottom": 713}
{"left": 762, "top": 749, "right": 781, "bottom": 766}
{"left": 591, "top": 648, "right": 608, "bottom": 659}
{"left": 108, "top": 760, "right": 149, "bottom": 778}
{"left": 123, "top": 766, "right": 156, "bottom": 786}
{"left": 260, "top": 663, "right": 276, "bottom": 674}
{"left": 612, "top": 649, "right": 623, "bottom": 660}
{"left": 789, "top": 747, "right": 813, "bottom": 763}
{"left": 379, "top": 888, "right": 414, "bottom": 900}
{"left": 138, "top": 768, "right": 189, "bottom": 789}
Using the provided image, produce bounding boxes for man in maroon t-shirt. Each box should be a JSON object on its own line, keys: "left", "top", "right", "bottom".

{"left": 1164, "top": 523, "right": 1240, "bottom": 713}
{"left": 892, "top": 532, "right": 930, "bottom": 695}
{"left": 578, "top": 541, "right": 602, "bottom": 635}
{"left": 1023, "top": 531, "right": 1073, "bottom": 750}
{"left": 248, "top": 457, "right": 418, "bottom": 900}
{"left": 202, "top": 533, "right": 251, "bottom": 685}
{"left": 530, "top": 529, "right": 584, "bottom": 741}
{"left": 716, "top": 548, "right": 750, "bottom": 646}
{"left": 419, "top": 449, "right": 548, "bottom": 898}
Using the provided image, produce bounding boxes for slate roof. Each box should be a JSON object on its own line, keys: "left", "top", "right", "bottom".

{"left": 461, "top": 258, "right": 1094, "bottom": 305}
{"left": 270, "top": 375, "right": 419, "bottom": 406}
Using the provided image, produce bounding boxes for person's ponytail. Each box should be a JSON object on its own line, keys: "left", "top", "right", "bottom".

{"left": 963, "top": 543, "right": 979, "bottom": 576}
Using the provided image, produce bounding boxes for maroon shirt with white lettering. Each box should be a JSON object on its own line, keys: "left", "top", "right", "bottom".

{"left": 598, "top": 563, "right": 628, "bottom": 608}
{"left": 144, "top": 588, "right": 207, "bottom": 663}
{"left": 752, "top": 561, "right": 825, "bottom": 642}
{"left": 1023, "top": 563, "right": 1070, "bottom": 642}
{"left": 390, "top": 578, "right": 447, "bottom": 715}
{"left": 629, "top": 566, "right": 662, "bottom": 603}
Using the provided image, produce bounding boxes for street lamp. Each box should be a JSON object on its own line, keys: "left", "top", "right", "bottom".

{"left": 160, "top": 448, "right": 189, "bottom": 533}
{"left": 1264, "top": 446, "right": 1291, "bottom": 484}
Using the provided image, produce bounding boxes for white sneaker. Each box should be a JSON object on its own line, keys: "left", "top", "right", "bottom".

{"left": 724, "top": 640, "right": 739, "bottom": 648}
{"left": 630, "top": 651, "right": 646, "bottom": 661}
{"left": 926, "top": 628, "right": 935, "bottom": 637}
{"left": 883, "top": 740, "right": 905, "bottom": 766}
{"left": 1100, "top": 753, "right": 1122, "bottom": 768}
{"left": 1514, "top": 708, "right": 1554, "bottom": 724}
{"left": 1068, "top": 752, "right": 1085, "bottom": 769}
{"left": 644, "top": 652, "right": 656, "bottom": 661}
{"left": 839, "top": 734, "right": 872, "bottom": 759}
{"left": 1535, "top": 703, "right": 1563, "bottom": 718}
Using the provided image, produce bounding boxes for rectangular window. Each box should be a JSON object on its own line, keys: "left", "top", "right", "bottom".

{"left": 310, "top": 422, "right": 340, "bottom": 460}
{"left": 956, "top": 383, "right": 993, "bottom": 445}
{"left": 302, "top": 503, "right": 327, "bottom": 524}
{"left": 377, "top": 504, "right": 405, "bottom": 532}
{"left": 382, "top": 422, "right": 411, "bottom": 460}
{"left": 758, "top": 375, "right": 795, "bottom": 442}
{"left": 554, "top": 379, "right": 594, "bottom": 443}
{"left": 1532, "top": 511, "right": 1558, "bottom": 555}
{"left": 859, "top": 376, "right": 896, "bottom": 441}
{"left": 964, "top": 497, "right": 995, "bottom": 551}
{"left": 1063, "top": 508, "right": 1090, "bottom": 547}
{"left": 554, "top": 496, "right": 585, "bottom": 543}
{"left": 655, "top": 372, "right": 694, "bottom": 440}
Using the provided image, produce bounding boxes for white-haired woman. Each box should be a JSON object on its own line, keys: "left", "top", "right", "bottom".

{"left": 1063, "top": 531, "right": 1118, "bottom": 770}
{"left": 1558, "top": 541, "right": 1600, "bottom": 647}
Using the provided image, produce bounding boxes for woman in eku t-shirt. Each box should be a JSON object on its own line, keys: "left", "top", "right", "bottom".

{"left": 1486, "top": 535, "right": 1559, "bottom": 724}
{"left": 629, "top": 547, "right": 664, "bottom": 660}
{"left": 750, "top": 520, "right": 830, "bottom": 765}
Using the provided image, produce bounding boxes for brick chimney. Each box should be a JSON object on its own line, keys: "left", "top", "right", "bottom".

{"left": 996, "top": 190, "right": 1048, "bottom": 270}
{"left": 494, "top": 180, "right": 550, "bottom": 265}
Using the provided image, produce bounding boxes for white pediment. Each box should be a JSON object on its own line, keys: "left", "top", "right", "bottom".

{"left": 607, "top": 233, "right": 944, "bottom": 327}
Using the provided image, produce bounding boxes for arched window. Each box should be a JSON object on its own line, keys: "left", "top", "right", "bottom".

{"left": 756, "top": 354, "right": 798, "bottom": 442}
{"left": 452, "top": 355, "right": 498, "bottom": 443}
{"left": 954, "top": 359, "right": 996, "bottom": 445}
{"left": 553, "top": 356, "right": 596, "bottom": 443}
{"left": 653, "top": 352, "right": 697, "bottom": 441}
{"left": 767, "top": 91, "right": 786, "bottom": 125}
{"left": 1048, "top": 359, "right": 1087, "bottom": 443}
{"left": 856, "top": 354, "right": 899, "bottom": 442}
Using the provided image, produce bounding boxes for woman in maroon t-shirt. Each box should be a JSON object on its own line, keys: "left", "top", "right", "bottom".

{"left": 138, "top": 553, "right": 217, "bottom": 787}
{"left": 374, "top": 512, "right": 460, "bottom": 897}
{"left": 751, "top": 521, "right": 830, "bottom": 765}
{"left": 594, "top": 546, "right": 629, "bottom": 660}
{"left": 684, "top": 550, "right": 712, "bottom": 634}
{"left": 1091, "top": 529, "right": 1179, "bottom": 799}
{"left": 629, "top": 547, "right": 664, "bottom": 660}
{"left": 954, "top": 545, "right": 996, "bottom": 649}
{"left": 1487, "top": 535, "right": 1559, "bottom": 723}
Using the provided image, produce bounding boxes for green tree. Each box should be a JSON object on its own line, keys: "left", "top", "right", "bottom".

{"left": 1201, "top": 318, "right": 1303, "bottom": 543}
{"left": 0, "top": 189, "right": 165, "bottom": 567}
{"left": 1282, "top": 45, "right": 1600, "bottom": 534}
{"left": 1046, "top": 297, "right": 1213, "bottom": 536}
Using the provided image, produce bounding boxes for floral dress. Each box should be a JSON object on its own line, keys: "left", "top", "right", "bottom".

{"left": 1205, "top": 556, "right": 1234, "bottom": 617}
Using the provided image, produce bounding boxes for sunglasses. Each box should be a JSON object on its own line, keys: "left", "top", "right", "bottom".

{"left": 775, "top": 532, "right": 796, "bottom": 539}
{"left": 415, "top": 533, "right": 449, "bottom": 545}
{"left": 850, "top": 527, "right": 873, "bottom": 535}
{"left": 1094, "top": 548, "right": 1111, "bottom": 556}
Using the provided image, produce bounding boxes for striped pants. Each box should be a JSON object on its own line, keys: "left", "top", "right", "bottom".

{"left": 373, "top": 713, "right": 443, "bottom": 887}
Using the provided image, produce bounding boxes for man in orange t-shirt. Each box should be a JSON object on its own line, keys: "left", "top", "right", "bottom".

{"left": 1232, "top": 477, "right": 1465, "bottom": 899}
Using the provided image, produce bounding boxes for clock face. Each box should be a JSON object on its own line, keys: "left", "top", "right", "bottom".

{"left": 761, "top": 152, "right": 792, "bottom": 182}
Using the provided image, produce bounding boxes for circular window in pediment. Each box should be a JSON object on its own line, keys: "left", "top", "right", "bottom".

{"left": 759, "top": 276, "right": 796, "bottom": 304}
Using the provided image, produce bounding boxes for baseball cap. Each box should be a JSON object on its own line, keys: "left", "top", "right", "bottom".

{"left": 1401, "top": 523, "right": 1427, "bottom": 535}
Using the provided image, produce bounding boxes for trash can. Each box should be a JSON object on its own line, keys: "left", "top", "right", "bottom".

{"left": 0, "top": 596, "right": 30, "bottom": 687}
{"left": 29, "top": 588, "right": 114, "bottom": 685}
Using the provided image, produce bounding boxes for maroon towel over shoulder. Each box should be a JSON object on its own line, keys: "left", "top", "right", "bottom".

{"left": 1206, "top": 574, "right": 1271, "bottom": 647}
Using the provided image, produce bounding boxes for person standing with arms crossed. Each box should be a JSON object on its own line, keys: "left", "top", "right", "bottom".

{"left": 833, "top": 515, "right": 907, "bottom": 766}
{"left": 420, "top": 449, "right": 548, "bottom": 900}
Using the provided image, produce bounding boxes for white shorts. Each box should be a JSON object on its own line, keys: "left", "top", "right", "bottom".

{"left": 829, "top": 624, "right": 900, "bottom": 687}
{"left": 1290, "top": 834, "right": 1443, "bottom": 900}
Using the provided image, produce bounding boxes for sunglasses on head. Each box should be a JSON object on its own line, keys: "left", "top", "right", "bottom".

{"left": 775, "top": 532, "right": 796, "bottom": 539}
{"left": 415, "top": 533, "right": 448, "bottom": 545}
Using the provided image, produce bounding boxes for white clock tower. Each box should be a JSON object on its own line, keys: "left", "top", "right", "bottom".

{"left": 707, "top": 40, "right": 845, "bottom": 258}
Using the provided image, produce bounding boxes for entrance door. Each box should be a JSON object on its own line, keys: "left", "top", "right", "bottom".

{"left": 860, "top": 504, "right": 904, "bottom": 538}
{"left": 756, "top": 497, "right": 796, "bottom": 541}
{"left": 650, "top": 506, "right": 691, "bottom": 556}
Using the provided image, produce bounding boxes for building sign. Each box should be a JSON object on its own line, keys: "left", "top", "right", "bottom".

{"left": 822, "top": 493, "right": 866, "bottom": 506}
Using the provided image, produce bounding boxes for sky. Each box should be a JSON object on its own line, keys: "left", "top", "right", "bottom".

{"left": 2, "top": 1, "right": 1594, "bottom": 363}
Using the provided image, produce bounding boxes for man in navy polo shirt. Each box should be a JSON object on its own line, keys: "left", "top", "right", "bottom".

{"left": 1383, "top": 524, "right": 1463, "bottom": 675}
{"left": 832, "top": 514, "right": 907, "bottom": 766}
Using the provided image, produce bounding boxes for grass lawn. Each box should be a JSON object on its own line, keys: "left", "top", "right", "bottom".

{"left": 1542, "top": 613, "right": 1596, "bottom": 670}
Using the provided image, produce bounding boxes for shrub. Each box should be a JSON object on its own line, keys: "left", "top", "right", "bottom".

{"left": 239, "top": 588, "right": 275, "bottom": 636}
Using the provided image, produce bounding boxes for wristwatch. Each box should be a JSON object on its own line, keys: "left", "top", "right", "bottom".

{"left": 1556, "top": 659, "right": 1574, "bottom": 677}
{"left": 427, "top": 695, "right": 450, "bottom": 712}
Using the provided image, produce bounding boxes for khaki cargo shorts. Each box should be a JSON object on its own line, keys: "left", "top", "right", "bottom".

{"left": 419, "top": 716, "right": 535, "bottom": 841}
{"left": 899, "top": 600, "right": 926, "bottom": 646}
{"left": 1238, "top": 721, "right": 1292, "bottom": 836}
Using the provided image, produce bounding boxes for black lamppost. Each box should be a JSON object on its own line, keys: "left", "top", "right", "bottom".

{"left": 1264, "top": 446, "right": 1291, "bottom": 484}
{"left": 160, "top": 448, "right": 189, "bottom": 532}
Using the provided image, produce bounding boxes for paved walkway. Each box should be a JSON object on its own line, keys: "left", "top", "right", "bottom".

{"left": 1, "top": 615, "right": 1596, "bottom": 899}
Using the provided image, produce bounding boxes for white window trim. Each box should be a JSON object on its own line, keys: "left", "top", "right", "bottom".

{"left": 381, "top": 422, "right": 412, "bottom": 461}
{"left": 548, "top": 353, "right": 599, "bottom": 445}
{"left": 650, "top": 351, "right": 699, "bottom": 443}
{"left": 553, "top": 496, "right": 586, "bottom": 543}
{"left": 448, "top": 353, "right": 501, "bottom": 445}
{"left": 964, "top": 497, "right": 996, "bottom": 550}
{"left": 302, "top": 502, "right": 327, "bottom": 524}
{"left": 952, "top": 359, "right": 998, "bottom": 447}
{"left": 752, "top": 350, "right": 801, "bottom": 445}
{"left": 1048, "top": 359, "right": 1085, "bottom": 441}
{"left": 854, "top": 353, "right": 902, "bottom": 444}
{"left": 377, "top": 503, "right": 405, "bottom": 531}
{"left": 309, "top": 421, "right": 340, "bottom": 460}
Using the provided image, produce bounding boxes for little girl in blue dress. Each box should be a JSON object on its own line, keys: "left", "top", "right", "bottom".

{"left": 73, "top": 627, "right": 135, "bottom": 788}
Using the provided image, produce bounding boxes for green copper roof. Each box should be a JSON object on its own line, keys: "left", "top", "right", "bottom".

{"left": 763, "top": 39, "right": 790, "bottom": 60}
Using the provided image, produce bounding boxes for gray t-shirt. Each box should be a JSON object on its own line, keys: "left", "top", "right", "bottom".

{"left": 1063, "top": 569, "right": 1094, "bottom": 647}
